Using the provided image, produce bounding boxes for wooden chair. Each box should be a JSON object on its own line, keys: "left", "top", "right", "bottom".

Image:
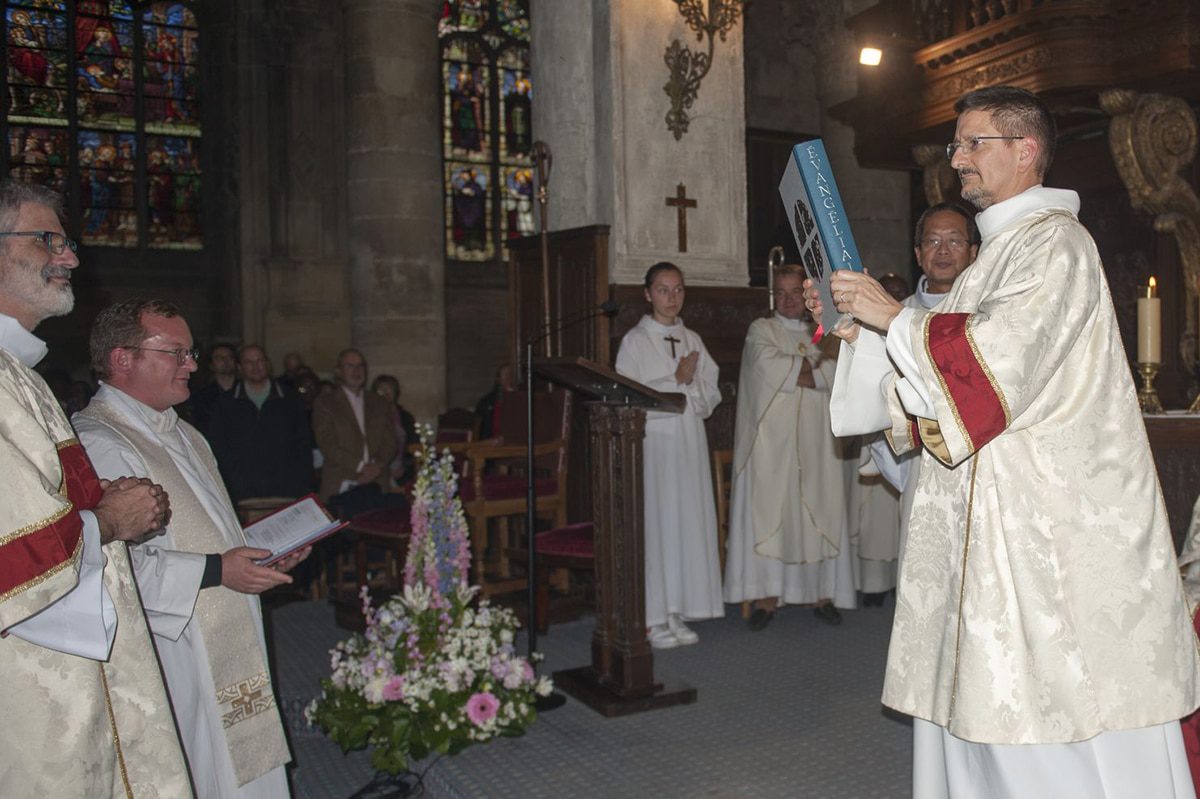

{"left": 711, "top": 448, "right": 749, "bottom": 618}
{"left": 329, "top": 505, "right": 411, "bottom": 630}
{"left": 528, "top": 522, "right": 594, "bottom": 634}
{"left": 436, "top": 407, "right": 480, "bottom": 442}
{"left": 460, "top": 390, "right": 572, "bottom": 595}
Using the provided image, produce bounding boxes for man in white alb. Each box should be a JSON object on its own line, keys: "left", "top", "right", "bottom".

{"left": 864, "top": 204, "right": 978, "bottom": 567}
{"left": 76, "top": 299, "right": 306, "bottom": 798}
{"left": 816, "top": 85, "right": 1199, "bottom": 797}
{"left": 723, "top": 263, "right": 853, "bottom": 629}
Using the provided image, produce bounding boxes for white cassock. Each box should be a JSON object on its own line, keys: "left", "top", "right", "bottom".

{"left": 848, "top": 442, "right": 899, "bottom": 594}
{"left": 832, "top": 186, "right": 1198, "bottom": 797}
{"left": 723, "top": 314, "right": 855, "bottom": 608}
{"left": 616, "top": 315, "right": 724, "bottom": 628}
{"left": 77, "top": 383, "right": 291, "bottom": 799}
{"left": 856, "top": 276, "right": 950, "bottom": 588}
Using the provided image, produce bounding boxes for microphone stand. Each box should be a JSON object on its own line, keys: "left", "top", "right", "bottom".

{"left": 523, "top": 303, "right": 617, "bottom": 712}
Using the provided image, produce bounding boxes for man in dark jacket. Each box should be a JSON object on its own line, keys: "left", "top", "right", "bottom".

{"left": 206, "top": 344, "right": 314, "bottom": 503}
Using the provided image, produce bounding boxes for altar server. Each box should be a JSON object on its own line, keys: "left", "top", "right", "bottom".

{"left": 616, "top": 262, "right": 723, "bottom": 648}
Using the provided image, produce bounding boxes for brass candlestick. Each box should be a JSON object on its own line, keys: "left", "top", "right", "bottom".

{"left": 1137, "top": 362, "right": 1164, "bottom": 414}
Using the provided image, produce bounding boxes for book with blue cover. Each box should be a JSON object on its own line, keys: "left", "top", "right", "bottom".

{"left": 777, "top": 138, "right": 865, "bottom": 334}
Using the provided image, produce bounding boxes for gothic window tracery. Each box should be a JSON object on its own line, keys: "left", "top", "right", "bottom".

{"left": 439, "top": 0, "right": 531, "bottom": 263}
{"left": 3, "top": 0, "right": 200, "bottom": 250}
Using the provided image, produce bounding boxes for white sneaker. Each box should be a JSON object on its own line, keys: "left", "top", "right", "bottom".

{"left": 647, "top": 624, "right": 679, "bottom": 649}
{"left": 667, "top": 615, "right": 699, "bottom": 645}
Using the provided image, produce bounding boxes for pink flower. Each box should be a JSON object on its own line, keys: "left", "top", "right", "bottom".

{"left": 465, "top": 691, "right": 500, "bottom": 726}
{"left": 521, "top": 661, "right": 535, "bottom": 682}
{"left": 381, "top": 676, "right": 405, "bottom": 701}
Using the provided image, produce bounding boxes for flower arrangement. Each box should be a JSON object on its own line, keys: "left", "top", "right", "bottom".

{"left": 308, "top": 429, "right": 552, "bottom": 774}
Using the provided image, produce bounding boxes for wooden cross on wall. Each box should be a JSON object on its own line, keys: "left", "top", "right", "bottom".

{"left": 665, "top": 183, "right": 697, "bottom": 253}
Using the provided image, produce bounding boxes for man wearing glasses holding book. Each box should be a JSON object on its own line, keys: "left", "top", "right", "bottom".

{"left": 814, "top": 86, "right": 1199, "bottom": 797}
{"left": 76, "top": 298, "right": 308, "bottom": 797}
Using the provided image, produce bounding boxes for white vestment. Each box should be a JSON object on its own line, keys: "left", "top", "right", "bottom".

{"left": 830, "top": 186, "right": 1199, "bottom": 794}
{"left": 77, "top": 384, "right": 290, "bottom": 799}
{"left": 0, "top": 316, "right": 191, "bottom": 797}
{"left": 861, "top": 277, "right": 949, "bottom": 572}
{"left": 848, "top": 441, "right": 900, "bottom": 594}
{"left": 723, "top": 314, "right": 855, "bottom": 608}
{"left": 615, "top": 315, "right": 724, "bottom": 627}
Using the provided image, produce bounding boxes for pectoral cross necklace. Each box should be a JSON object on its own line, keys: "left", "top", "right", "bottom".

{"left": 664, "top": 335, "right": 681, "bottom": 358}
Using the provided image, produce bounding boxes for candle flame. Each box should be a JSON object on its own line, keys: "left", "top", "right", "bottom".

{"left": 1150, "top": 276, "right": 1157, "bottom": 289}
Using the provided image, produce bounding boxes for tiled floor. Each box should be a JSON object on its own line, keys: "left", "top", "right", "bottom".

{"left": 272, "top": 599, "right": 912, "bottom": 798}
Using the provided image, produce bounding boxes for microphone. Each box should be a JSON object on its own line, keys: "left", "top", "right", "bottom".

{"left": 528, "top": 300, "right": 620, "bottom": 347}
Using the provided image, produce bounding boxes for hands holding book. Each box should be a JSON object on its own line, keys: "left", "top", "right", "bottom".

{"left": 222, "top": 545, "right": 312, "bottom": 594}
{"left": 804, "top": 272, "right": 903, "bottom": 341}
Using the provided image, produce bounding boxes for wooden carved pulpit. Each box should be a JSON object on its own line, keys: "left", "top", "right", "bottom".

{"left": 535, "top": 356, "right": 698, "bottom": 716}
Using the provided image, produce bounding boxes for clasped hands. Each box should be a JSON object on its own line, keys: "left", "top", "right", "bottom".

{"left": 803, "top": 271, "right": 904, "bottom": 343}
{"left": 95, "top": 476, "right": 171, "bottom": 545}
{"left": 674, "top": 351, "right": 699, "bottom": 385}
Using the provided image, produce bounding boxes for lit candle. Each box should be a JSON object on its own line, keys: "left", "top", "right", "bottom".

{"left": 1137, "top": 277, "right": 1161, "bottom": 363}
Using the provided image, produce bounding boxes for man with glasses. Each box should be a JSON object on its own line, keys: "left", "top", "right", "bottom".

{"left": 75, "top": 299, "right": 304, "bottom": 797}
{"left": 862, "top": 203, "right": 980, "bottom": 574}
{"left": 723, "top": 263, "right": 851, "bottom": 631}
{"left": 0, "top": 181, "right": 191, "bottom": 796}
{"left": 816, "top": 86, "right": 1199, "bottom": 795}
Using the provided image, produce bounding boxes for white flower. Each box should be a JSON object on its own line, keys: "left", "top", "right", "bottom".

{"left": 363, "top": 676, "right": 387, "bottom": 704}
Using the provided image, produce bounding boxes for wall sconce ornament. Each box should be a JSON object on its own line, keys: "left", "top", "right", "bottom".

{"left": 664, "top": 0, "right": 745, "bottom": 141}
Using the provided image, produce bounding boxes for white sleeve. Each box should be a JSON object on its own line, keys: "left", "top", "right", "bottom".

{"left": 778, "top": 358, "right": 805, "bottom": 395}
{"left": 77, "top": 420, "right": 205, "bottom": 641}
{"left": 830, "top": 332, "right": 893, "bottom": 436}
{"left": 127, "top": 543, "right": 207, "bottom": 641}
{"left": 868, "top": 436, "right": 911, "bottom": 494}
{"left": 884, "top": 307, "right": 937, "bottom": 420}
{"left": 6, "top": 509, "right": 117, "bottom": 659}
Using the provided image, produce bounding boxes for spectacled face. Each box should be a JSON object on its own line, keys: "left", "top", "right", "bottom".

{"left": 644, "top": 269, "right": 684, "bottom": 325}
{"left": 0, "top": 202, "right": 80, "bottom": 330}
{"left": 126, "top": 313, "right": 197, "bottom": 412}
{"left": 915, "top": 210, "right": 977, "bottom": 293}
{"left": 773, "top": 273, "right": 807, "bottom": 321}
{"left": 336, "top": 352, "right": 368, "bottom": 392}
{"left": 950, "top": 109, "right": 1029, "bottom": 211}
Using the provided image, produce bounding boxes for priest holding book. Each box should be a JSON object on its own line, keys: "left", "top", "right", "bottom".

{"left": 75, "top": 298, "right": 308, "bottom": 798}
{"left": 814, "top": 86, "right": 1198, "bottom": 797}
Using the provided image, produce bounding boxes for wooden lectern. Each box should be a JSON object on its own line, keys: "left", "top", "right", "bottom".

{"left": 535, "top": 356, "right": 699, "bottom": 716}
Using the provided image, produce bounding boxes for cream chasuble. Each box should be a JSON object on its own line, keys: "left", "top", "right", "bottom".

{"left": 615, "top": 315, "right": 724, "bottom": 627}
{"left": 831, "top": 186, "right": 1200, "bottom": 746}
{"left": 76, "top": 385, "right": 290, "bottom": 797}
{"left": 0, "top": 344, "right": 190, "bottom": 797}
{"left": 723, "top": 315, "right": 855, "bottom": 607}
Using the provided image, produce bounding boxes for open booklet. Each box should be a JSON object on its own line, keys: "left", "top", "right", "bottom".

{"left": 243, "top": 494, "right": 349, "bottom": 567}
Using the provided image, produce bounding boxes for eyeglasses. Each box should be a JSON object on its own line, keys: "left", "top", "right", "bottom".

{"left": 123, "top": 346, "right": 200, "bottom": 365}
{"left": 0, "top": 230, "right": 78, "bottom": 254}
{"left": 772, "top": 287, "right": 806, "bottom": 300}
{"left": 919, "top": 237, "right": 970, "bottom": 251}
{"left": 945, "top": 135, "right": 1024, "bottom": 160}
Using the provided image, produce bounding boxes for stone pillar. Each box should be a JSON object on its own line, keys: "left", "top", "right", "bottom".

{"left": 533, "top": 0, "right": 748, "bottom": 287}
{"left": 343, "top": 0, "right": 445, "bottom": 419}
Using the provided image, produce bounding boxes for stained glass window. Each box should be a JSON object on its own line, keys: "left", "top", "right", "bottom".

{"left": 3, "top": 1, "right": 200, "bottom": 249}
{"left": 439, "top": 0, "right": 530, "bottom": 263}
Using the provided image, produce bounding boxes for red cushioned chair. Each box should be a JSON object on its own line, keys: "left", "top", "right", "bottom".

{"left": 530, "top": 522, "right": 595, "bottom": 634}
{"left": 461, "top": 390, "right": 572, "bottom": 595}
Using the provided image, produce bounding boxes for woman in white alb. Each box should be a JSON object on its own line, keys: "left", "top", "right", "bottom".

{"left": 615, "top": 262, "right": 724, "bottom": 648}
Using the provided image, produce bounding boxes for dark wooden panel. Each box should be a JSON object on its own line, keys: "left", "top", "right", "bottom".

{"left": 508, "top": 226, "right": 611, "bottom": 524}
{"left": 1145, "top": 416, "right": 1200, "bottom": 554}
